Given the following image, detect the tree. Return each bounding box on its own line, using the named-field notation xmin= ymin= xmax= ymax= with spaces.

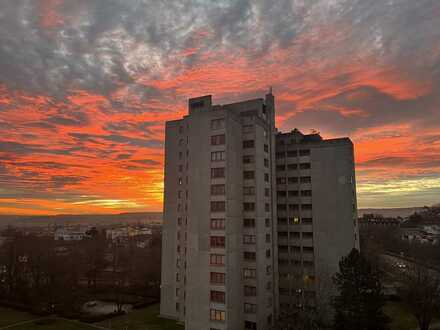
xmin=333 ymin=248 xmax=389 ymax=330
xmin=400 ymin=265 xmax=440 ymax=330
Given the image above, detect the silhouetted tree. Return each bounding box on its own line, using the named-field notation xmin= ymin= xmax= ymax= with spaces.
xmin=400 ymin=265 xmax=440 ymax=330
xmin=333 ymin=248 xmax=389 ymax=330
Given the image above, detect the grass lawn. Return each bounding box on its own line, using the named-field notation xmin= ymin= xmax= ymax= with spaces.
xmin=384 ymin=301 xmax=418 ymax=330
xmin=0 ymin=319 xmax=103 ymax=330
xmin=95 ymin=304 xmax=183 ymax=330
xmin=0 ymin=307 xmax=35 ymax=327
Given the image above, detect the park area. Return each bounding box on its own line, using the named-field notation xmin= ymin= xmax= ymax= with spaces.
xmin=0 ymin=304 xmax=183 ymax=330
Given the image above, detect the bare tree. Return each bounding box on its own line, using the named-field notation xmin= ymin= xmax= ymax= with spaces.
xmin=400 ymin=265 xmax=440 ymax=330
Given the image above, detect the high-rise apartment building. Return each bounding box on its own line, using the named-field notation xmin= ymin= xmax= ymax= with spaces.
xmin=160 ymin=93 xmax=278 ymax=330
xmin=160 ymin=93 xmax=359 ymax=329
xmin=275 ymin=129 xmax=359 ymax=314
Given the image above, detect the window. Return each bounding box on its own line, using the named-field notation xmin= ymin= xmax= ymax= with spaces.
xmin=287 ymin=150 xmax=297 ymax=157
xmin=278 ymin=217 xmax=287 ymax=225
xmin=277 ymin=190 xmax=286 ymax=197
xmin=276 ymin=177 xmax=286 ymax=184
xmin=301 ymin=190 xmax=312 ymax=196
xmin=303 ymin=217 xmax=313 ymax=223
xmin=244 ymin=286 xmax=257 ymax=296
xmin=211 ymin=201 xmax=226 ymax=212
xmin=290 ymin=217 xmax=300 ymax=224
xmin=245 ymin=321 xmax=257 ymax=330
xmin=276 ymin=152 xmax=285 ymax=159
xmin=243 ymin=203 xmax=255 ymax=211
xmin=266 ymin=265 xmax=272 ymax=274
xmin=265 ymin=218 xmax=270 ymax=227
xmin=243 ymin=268 xmax=256 ymax=279
xmin=211 ymin=167 xmax=225 ymax=178
xmin=179 ymin=151 xmax=182 ymax=160
xmin=289 ymin=204 xmax=299 ymax=211
xmin=210 ymin=291 xmax=225 ymax=303
xmin=244 ymin=303 xmax=256 ymax=314
xmin=266 ymin=249 xmax=271 ymax=258
xmin=211 ymin=184 xmax=226 ymax=195
xmin=288 ymin=190 xmax=299 ymax=197
xmin=244 ymin=218 xmax=255 ymax=227
xmin=210 ymin=236 xmax=225 ymax=248
xmin=303 ymin=246 xmax=314 ymax=253
xmin=243 ymin=186 xmax=255 ymax=195
xmin=299 ymin=149 xmax=310 ymax=156
xmin=244 ymin=252 xmax=256 ymax=261
xmin=178 ymin=217 xmax=182 ymax=225
xmin=303 ymin=232 xmax=313 ymax=239
xmin=211 ymin=118 xmax=225 ymax=130
xmin=243 ymin=155 xmax=254 ymax=164
xmin=211 ymin=151 xmax=225 ymax=162
xmin=210 ymin=272 xmax=225 ymax=284
xmin=266 ymin=234 xmax=271 ymax=243
xmin=210 ymin=309 xmax=225 ymax=322
xmin=288 ymin=177 xmax=298 ymax=184
xmin=300 ymin=163 xmax=311 ymax=169
xmin=277 ymin=204 xmax=287 ymax=211
xmin=301 ymin=204 xmax=312 ymax=210
xmin=276 ymin=164 xmax=285 ymax=171
xmin=265 ymin=203 xmax=270 ymax=212
xmin=178 ymin=177 xmax=182 ymax=185
xmin=211 ymin=218 xmax=225 ymax=230
xmin=178 ymin=190 xmax=182 ymax=198
xmin=178 ymin=164 xmax=183 ymax=172
xmin=210 ymin=254 xmax=225 ymax=266
xmin=264 ymin=158 xmax=269 ymax=167
xmin=264 ymin=144 xmax=269 ymax=152
xmin=265 ymin=188 xmax=270 ymax=196
xmin=243 ymin=171 xmax=255 ymax=180
xmin=287 ymin=164 xmax=297 ymax=170
xmin=179 ymin=126 xmax=183 ymax=134
xmin=211 ymin=134 xmax=225 ymax=145
xmin=243 ymin=235 xmax=256 ymax=244
xmin=179 ymin=138 xmax=184 ymax=146
xmin=243 ymin=140 xmax=254 ymax=148
xmin=264 ymin=173 xmax=269 ymax=182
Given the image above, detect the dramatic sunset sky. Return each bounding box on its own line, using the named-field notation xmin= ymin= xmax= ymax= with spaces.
xmin=0 ymin=0 xmax=439 ymax=215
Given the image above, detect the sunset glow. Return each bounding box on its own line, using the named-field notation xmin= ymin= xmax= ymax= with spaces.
xmin=1 ymin=0 xmax=439 ymax=214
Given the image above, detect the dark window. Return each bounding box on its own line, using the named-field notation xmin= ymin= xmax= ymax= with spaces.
xmin=299 ymin=149 xmax=310 ymax=156
xmin=265 ymin=203 xmax=270 ymax=212
xmin=288 ymin=177 xmax=298 ymax=184
xmin=277 ymin=190 xmax=287 ymax=197
xmin=300 ymin=176 xmax=311 ymax=183
xmin=243 ymin=235 xmax=256 ymax=244
xmin=276 ymin=177 xmax=286 ymax=184
xmin=210 ymin=272 xmax=225 ymax=284
xmin=265 ymin=218 xmax=270 ymax=227
xmin=287 ymin=164 xmax=297 ymax=170
xmin=210 ymin=254 xmax=225 ymax=266
xmin=264 ymin=144 xmax=269 ymax=152
xmin=264 ymin=158 xmax=269 ymax=167
xmin=302 ymin=232 xmax=313 ymax=239
xmin=278 ymin=218 xmax=287 ymax=225
xmin=211 ymin=167 xmax=225 ymax=178
xmin=211 ymin=184 xmax=226 ymax=195
xmin=211 ymin=201 xmax=226 ymax=212
xmin=276 ymin=165 xmax=285 ymax=171
xmin=288 ymin=190 xmax=299 ymax=197
xmin=210 ymin=291 xmax=225 ymax=303
xmin=211 ymin=134 xmax=225 ymax=145
xmin=243 ymin=171 xmax=255 ymax=179
xmin=300 ymin=163 xmax=311 ymax=169
xmin=266 ymin=249 xmax=271 ymax=258
xmin=301 ymin=190 xmax=312 ymax=196
xmin=243 ymin=268 xmax=256 ymax=279
xmin=287 ymin=150 xmax=297 ymax=157
xmin=244 ymin=218 xmax=255 ymax=227
xmin=243 ymin=155 xmax=254 ymax=164
xmin=244 ymin=303 xmax=256 ymax=314
xmin=301 ymin=204 xmax=312 ymax=210
xmin=266 ymin=234 xmax=271 ymax=243
xmin=289 ymin=204 xmax=299 ymax=211
xmin=277 ymin=204 xmax=287 ymax=211
xmin=265 ymin=188 xmax=270 ymax=196
xmin=264 ymin=173 xmax=269 ymax=182
xmin=276 ymin=152 xmax=285 ymax=159
xmin=211 ymin=118 xmax=225 ymax=130
xmin=244 ymin=252 xmax=256 ymax=261
xmin=245 ymin=321 xmax=257 ymax=330
xmin=302 ymin=217 xmax=313 ymax=224
xmin=210 ymin=236 xmax=225 ymax=248
xmin=244 ymin=186 xmax=255 ymax=195
xmin=244 ymin=203 xmax=255 ymax=211
xmin=243 ymin=140 xmax=255 ymax=148
xmin=244 ymin=286 xmax=257 ymax=296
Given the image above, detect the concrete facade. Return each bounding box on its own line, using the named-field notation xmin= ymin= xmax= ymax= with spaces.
xmin=275 ymin=129 xmax=359 ymax=313
xmin=161 ymin=93 xmax=277 ymax=330
xmin=161 ymin=94 xmax=358 ymax=329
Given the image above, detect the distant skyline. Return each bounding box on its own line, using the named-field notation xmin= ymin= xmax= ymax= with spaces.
xmin=1 ymin=0 xmax=439 ymax=215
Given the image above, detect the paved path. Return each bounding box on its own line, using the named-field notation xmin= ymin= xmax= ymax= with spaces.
xmin=0 ymin=317 xmax=110 ymax=330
